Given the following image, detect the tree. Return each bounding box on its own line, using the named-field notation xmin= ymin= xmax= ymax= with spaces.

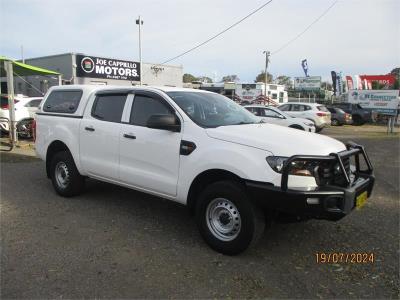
xmin=321 ymin=81 xmax=332 ymax=91
xmin=389 ymin=67 xmax=399 ymax=89
xmin=221 ymin=75 xmax=239 ymax=82
xmin=183 ymin=73 xmax=197 ymax=83
xmin=197 ymin=76 xmax=213 ymax=83
xmin=275 ymin=75 xmax=292 ymax=89
xmin=254 ymin=71 xmax=272 ymax=83
xmin=371 ymin=81 xmax=386 ymax=90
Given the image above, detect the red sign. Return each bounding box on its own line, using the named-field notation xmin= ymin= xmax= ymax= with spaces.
xmin=358 ymin=75 xmax=396 ymax=86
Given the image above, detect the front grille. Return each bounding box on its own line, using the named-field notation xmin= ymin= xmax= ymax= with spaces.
xmin=316 ymin=156 xmax=351 ymax=187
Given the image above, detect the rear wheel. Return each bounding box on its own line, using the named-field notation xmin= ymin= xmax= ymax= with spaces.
xmin=331 ymin=118 xmax=340 ymax=126
xmin=195 ymin=180 xmax=265 ymax=255
xmin=50 ymin=151 xmax=85 ymax=197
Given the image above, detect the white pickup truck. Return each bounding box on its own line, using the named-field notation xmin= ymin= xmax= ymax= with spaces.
xmin=36 ymin=85 xmax=375 ymax=255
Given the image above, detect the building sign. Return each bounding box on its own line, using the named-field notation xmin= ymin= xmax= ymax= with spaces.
xmin=348 ymin=89 xmax=399 ymax=115
xmin=150 ymin=65 xmax=164 ymax=77
xmin=76 ymin=54 xmax=140 ymax=81
xmin=294 ymin=76 xmax=321 ymax=90
xmin=235 ymin=84 xmax=262 ymax=102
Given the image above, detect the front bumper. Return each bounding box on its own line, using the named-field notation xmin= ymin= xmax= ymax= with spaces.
xmin=246 ymin=143 xmax=375 ymax=221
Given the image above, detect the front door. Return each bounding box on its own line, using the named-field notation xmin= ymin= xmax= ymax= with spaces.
xmin=260 ymin=107 xmax=286 ymax=125
xmin=119 ymin=91 xmax=182 ymax=197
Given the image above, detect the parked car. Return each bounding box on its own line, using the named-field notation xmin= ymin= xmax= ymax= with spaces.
xmin=244 ymin=105 xmax=316 ymax=132
xmin=36 ymin=85 xmax=375 ymax=255
xmin=0 ymin=95 xmax=43 ymax=136
xmin=277 ymin=103 xmax=331 ymax=132
xmin=332 ymin=103 xmax=371 ymax=125
xmin=326 ymin=107 xmax=353 ymax=126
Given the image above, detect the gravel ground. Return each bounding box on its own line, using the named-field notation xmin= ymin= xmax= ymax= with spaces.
xmin=1 ymin=126 xmax=399 ymax=299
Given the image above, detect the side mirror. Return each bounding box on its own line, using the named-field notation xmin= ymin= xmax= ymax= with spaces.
xmin=147 ymin=114 xmax=181 ymax=132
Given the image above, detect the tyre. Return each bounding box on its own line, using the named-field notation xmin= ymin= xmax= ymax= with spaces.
xmin=315 ymin=127 xmax=323 ymax=133
xmin=331 ymin=119 xmax=340 ymax=126
xmin=50 ymin=151 xmax=85 ymax=197
xmin=16 ymin=119 xmax=34 ymax=139
xmin=195 ymin=180 xmax=265 ymax=255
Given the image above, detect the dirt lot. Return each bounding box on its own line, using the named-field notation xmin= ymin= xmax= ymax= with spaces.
xmin=1 ymin=126 xmax=399 ymax=299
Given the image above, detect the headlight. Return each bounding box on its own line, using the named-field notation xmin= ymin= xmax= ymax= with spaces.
xmin=266 ymin=156 xmax=318 ymax=177
xmin=266 ymin=156 xmax=288 ymax=173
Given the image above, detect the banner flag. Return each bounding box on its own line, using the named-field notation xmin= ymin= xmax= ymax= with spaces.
xmin=301 ymin=59 xmax=309 ymax=77
xmin=331 ymin=71 xmax=337 ymax=95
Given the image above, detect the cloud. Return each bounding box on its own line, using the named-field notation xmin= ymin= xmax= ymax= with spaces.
xmin=1 ymin=0 xmax=398 ymax=82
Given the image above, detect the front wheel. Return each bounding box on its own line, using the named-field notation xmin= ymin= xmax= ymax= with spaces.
xmin=50 ymin=151 xmax=85 ymax=197
xmin=195 ymin=181 xmax=265 ymax=255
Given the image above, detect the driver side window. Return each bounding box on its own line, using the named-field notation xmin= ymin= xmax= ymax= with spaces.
xmin=130 ymin=94 xmax=173 ymax=126
xmin=263 ymin=109 xmax=282 ymax=118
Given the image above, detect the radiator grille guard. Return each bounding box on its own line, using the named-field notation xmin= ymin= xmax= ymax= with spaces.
xmin=281 ymin=142 xmax=373 ymax=191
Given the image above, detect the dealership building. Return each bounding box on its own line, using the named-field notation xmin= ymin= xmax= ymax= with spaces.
xmin=9 ymin=53 xmax=183 ymax=96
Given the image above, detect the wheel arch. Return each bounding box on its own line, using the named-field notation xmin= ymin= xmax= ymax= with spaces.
xmin=186 ymin=169 xmax=244 ymax=214
xmin=46 ymin=140 xmax=72 ymax=178
xmin=289 ymin=124 xmax=304 ymax=130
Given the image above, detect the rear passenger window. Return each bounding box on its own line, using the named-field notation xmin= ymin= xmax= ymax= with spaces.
xmin=279 ymin=104 xmax=290 ymax=111
xmin=92 ymin=94 xmax=127 ymax=123
xmin=292 ymin=104 xmax=305 ymax=111
xmin=131 ymin=95 xmax=173 ymax=126
xmin=247 ymin=107 xmax=260 ymax=116
xmin=43 ymin=90 xmax=82 ymax=113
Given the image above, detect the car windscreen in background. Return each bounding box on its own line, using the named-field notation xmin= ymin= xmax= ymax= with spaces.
xmin=43 ymin=90 xmax=83 ymax=113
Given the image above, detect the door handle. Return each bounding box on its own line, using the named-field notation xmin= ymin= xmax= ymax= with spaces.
xmin=85 ymin=126 xmax=95 ymax=132
xmin=123 ymin=133 xmax=136 ymax=139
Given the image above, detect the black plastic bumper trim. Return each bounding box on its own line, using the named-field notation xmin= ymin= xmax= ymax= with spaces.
xmin=245 ymin=173 xmax=375 ymax=221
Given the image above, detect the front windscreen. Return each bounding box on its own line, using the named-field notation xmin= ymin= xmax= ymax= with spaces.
xmin=167 ymin=91 xmax=259 ymax=128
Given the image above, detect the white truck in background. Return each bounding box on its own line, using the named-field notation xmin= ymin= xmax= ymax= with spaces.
xmin=35 ymin=85 xmax=375 ymax=255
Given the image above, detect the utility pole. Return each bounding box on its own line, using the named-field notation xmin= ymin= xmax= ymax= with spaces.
xmin=21 ymin=45 xmax=25 ymax=63
xmin=136 ymin=16 xmax=143 ymax=85
xmin=263 ymin=51 xmax=270 ymax=96
xmin=5 ymin=60 xmax=17 ymax=145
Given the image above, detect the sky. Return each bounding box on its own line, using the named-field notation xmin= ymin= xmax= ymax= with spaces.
xmin=1 ymin=0 xmax=399 ymax=82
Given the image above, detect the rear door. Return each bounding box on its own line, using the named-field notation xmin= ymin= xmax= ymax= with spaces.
xmin=119 ymin=91 xmax=182 ymax=197
xmin=80 ymin=92 xmax=128 ymax=180
xmin=289 ymin=104 xmax=306 ymax=117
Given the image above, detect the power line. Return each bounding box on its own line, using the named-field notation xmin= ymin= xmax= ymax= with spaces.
xmin=271 ymin=0 xmax=338 ymax=55
xmin=160 ymin=0 xmax=274 ymax=65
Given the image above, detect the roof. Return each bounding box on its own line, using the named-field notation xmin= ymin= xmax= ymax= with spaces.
xmin=280 ymin=102 xmax=323 ymax=106
xmin=48 ymin=84 xmax=209 ymax=94
xmin=0 ymin=56 xmax=60 ymax=76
